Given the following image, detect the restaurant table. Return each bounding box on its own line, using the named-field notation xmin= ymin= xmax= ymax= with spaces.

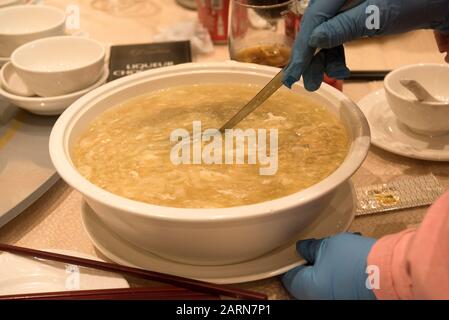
xmin=1 ymin=0 xmax=448 ymax=299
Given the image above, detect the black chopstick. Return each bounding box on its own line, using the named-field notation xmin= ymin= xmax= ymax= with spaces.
xmin=0 ymin=286 xmax=220 ymax=300
xmin=0 ymin=243 xmax=267 ymax=300
xmin=346 ymin=70 xmax=391 ymax=81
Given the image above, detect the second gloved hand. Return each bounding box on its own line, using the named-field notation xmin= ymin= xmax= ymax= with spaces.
xmin=284 ymin=0 xmax=449 ymax=91
xmin=282 ymin=233 xmax=377 ymax=300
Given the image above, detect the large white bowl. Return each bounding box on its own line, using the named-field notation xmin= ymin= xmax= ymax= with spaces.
xmin=50 ymin=62 xmax=370 ymax=266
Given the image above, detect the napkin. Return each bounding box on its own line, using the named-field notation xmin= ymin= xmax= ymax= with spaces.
xmin=153 ymin=21 xmax=214 ymax=55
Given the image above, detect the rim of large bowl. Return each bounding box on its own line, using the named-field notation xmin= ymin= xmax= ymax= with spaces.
xmin=49 ymin=62 xmax=370 ymax=222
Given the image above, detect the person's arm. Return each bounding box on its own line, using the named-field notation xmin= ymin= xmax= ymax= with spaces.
xmin=368 ymin=190 xmax=449 ymax=299
xmin=282 ymin=190 xmax=449 ymax=300
xmin=284 ymin=0 xmax=449 ymax=91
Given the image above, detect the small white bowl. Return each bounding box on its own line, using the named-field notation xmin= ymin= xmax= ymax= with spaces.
xmin=384 ymin=63 xmax=449 ymax=136
xmin=11 ymin=36 xmax=106 ymax=97
xmin=0 ymin=5 xmax=65 ymax=57
xmin=0 ymin=65 xmax=109 ymax=115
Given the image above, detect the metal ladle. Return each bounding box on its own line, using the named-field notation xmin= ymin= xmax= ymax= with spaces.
xmin=219 ymin=0 xmax=365 ymax=132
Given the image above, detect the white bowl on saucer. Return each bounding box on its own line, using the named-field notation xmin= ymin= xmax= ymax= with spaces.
xmin=359 ymin=88 xmax=449 ymax=161
xmin=49 ymin=62 xmax=370 ymax=265
xmin=0 ymin=65 xmax=109 ymax=115
xmin=11 ymin=36 xmax=106 ymax=97
xmin=384 ymin=63 xmax=449 ymax=136
xmin=0 ymin=5 xmax=66 ymax=57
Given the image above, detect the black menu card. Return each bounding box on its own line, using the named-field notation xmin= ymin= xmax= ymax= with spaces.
xmin=108 ymin=41 xmax=192 ymax=82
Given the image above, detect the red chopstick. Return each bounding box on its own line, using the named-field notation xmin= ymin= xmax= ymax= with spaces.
xmin=0 ymin=287 xmax=219 ymax=300
xmin=0 ymin=243 xmax=267 ymax=300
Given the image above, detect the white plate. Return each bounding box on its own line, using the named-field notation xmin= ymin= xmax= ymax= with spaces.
xmin=0 ymin=105 xmax=58 ymax=227
xmin=0 ymin=65 xmax=109 ymax=115
xmin=358 ymin=89 xmax=449 ymax=161
xmin=82 ymin=181 xmax=355 ymax=284
xmin=0 ymin=249 xmax=129 ymax=295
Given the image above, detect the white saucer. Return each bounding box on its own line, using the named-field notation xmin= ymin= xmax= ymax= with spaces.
xmin=1 ymin=62 xmax=34 ymax=96
xmin=81 ymin=181 xmax=355 ymax=284
xmin=0 ymin=65 xmax=109 ymax=115
xmin=0 ymin=249 xmax=129 ymax=295
xmin=358 ymin=89 xmax=449 ymax=161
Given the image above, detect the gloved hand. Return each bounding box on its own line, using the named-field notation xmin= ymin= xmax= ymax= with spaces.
xmin=284 ymin=0 xmax=449 ymax=91
xmin=282 ymin=233 xmax=377 ymax=300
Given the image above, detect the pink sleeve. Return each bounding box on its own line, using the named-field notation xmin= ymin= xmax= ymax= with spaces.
xmin=367 ymin=190 xmax=449 ymax=300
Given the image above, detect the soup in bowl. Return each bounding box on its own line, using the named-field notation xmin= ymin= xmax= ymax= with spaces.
xmin=50 ymin=62 xmax=370 ymax=265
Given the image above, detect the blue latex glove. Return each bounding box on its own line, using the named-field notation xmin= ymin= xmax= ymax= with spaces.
xmin=282 ymin=233 xmax=377 ymax=300
xmin=284 ymin=0 xmax=449 ymax=91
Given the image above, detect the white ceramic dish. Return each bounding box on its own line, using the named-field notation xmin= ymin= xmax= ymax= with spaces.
xmin=0 ymin=5 xmax=65 ymax=57
xmin=50 ymin=62 xmax=370 ymax=266
xmin=1 ymin=62 xmax=34 ymax=96
xmin=11 ymin=36 xmax=106 ymax=97
xmin=82 ymin=180 xmax=355 ymax=284
xmin=384 ymin=63 xmax=449 ymax=136
xmin=359 ymin=88 xmax=449 ymax=161
xmin=0 ymin=249 xmax=129 ymax=295
xmin=0 ymin=26 xmax=89 ymax=69
xmin=0 ymin=104 xmax=59 ymax=228
xmin=0 ymin=65 xmax=109 ymax=115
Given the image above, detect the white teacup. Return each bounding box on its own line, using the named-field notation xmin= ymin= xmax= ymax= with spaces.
xmin=384 ymin=63 xmax=449 ymax=136
xmin=11 ymin=36 xmax=106 ymax=97
xmin=0 ymin=5 xmax=66 ymax=58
